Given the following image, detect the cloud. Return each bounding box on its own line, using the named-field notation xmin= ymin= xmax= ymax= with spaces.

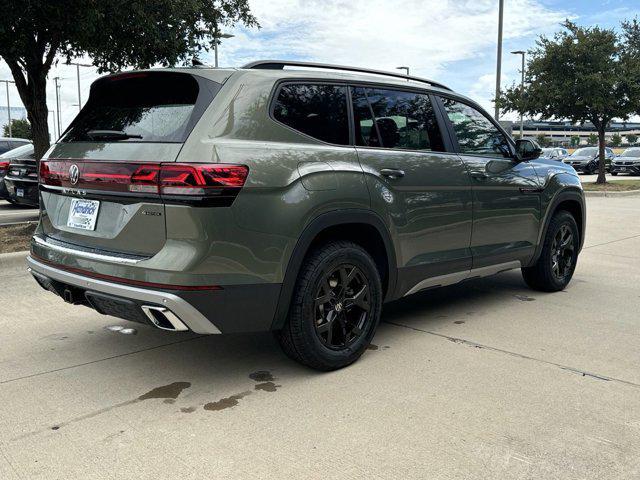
xmin=2 ymin=0 xmax=571 ymax=134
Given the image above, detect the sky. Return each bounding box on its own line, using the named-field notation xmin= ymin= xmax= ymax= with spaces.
xmin=0 ymin=0 xmax=638 ymax=138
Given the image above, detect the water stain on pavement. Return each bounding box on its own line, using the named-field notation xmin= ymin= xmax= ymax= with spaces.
xmin=138 ymin=381 xmax=191 ymax=400
xmin=255 ymin=382 xmax=280 ymax=392
xmin=515 ymin=294 xmax=535 ymax=302
xmin=249 ymin=371 xmax=274 ymax=382
xmin=204 ymin=392 xmax=252 ymax=411
xmin=181 ymin=406 xmax=196 ymax=413
xmin=367 ymin=344 xmax=379 ymax=350
xmin=454 ymin=320 xmax=465 ymax=324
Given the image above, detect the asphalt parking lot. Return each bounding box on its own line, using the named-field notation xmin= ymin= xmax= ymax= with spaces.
xmin=0 ymin=200 xmax=39 ymax=226
xmin=1 ymin=195 xmax=639 ymax=479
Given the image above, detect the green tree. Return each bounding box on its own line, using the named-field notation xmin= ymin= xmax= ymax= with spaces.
xmin=498 ymin=20 xmax=640 ymax=184
xmin=611 ymin=133 xmax=622 ymax=147
xmin=0 ymin=1 xmax=258 ymax=159
xmin=627 ymin=133 xmax=638 ymax=145
xmin=536 ymin=134 xmax=550 ymax=147
xmin=588 ymin=133 xmax=598 ymax=145
xmin=570 ymin=135 xmax=581 ymax=147
xmin=2 ymin=118 xmax=32 ymax=139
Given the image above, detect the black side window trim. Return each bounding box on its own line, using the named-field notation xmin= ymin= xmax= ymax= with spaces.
xmin=434 ymin=94 xmax=516 ymax=158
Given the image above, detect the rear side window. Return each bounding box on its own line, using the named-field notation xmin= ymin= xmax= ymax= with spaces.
xmin=62 ymin=72 xmax=218 ymax=143
xmin=272 ymin=84 xmax=349 ymax=145
xmin=441 ymin=98 xmax=511 ymax=158
xmin=351 ymin=87 xmax=444 ymax=151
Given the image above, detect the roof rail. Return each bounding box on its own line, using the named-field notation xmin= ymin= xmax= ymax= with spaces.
xmin=242 ymin=60 xmax=452 ymax=91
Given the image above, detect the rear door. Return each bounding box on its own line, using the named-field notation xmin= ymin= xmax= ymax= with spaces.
xmin=436 ymin=96 xmax=541 ymax=269
xmin=351 ymin=86 xmax=473 ymax=297
xmin=39 ymin=71 xmax=220 ymax=257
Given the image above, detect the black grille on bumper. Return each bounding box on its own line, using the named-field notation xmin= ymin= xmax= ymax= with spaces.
xmin=85 ymin=291 xmax=150 ymax=324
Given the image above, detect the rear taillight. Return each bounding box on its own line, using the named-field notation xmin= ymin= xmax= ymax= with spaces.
xmin=0 ymin=161 xmax=9 ymax=174
xmin=160 ymin=164 xmax=249 ymax=195
xmin=39 ymin=161 xmax=248 ymax=205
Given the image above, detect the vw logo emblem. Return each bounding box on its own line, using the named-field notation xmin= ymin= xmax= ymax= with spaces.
xmin=69 ymin=164 xmax=80 ymax=185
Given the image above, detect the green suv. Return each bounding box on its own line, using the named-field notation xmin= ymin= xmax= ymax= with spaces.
xmin=27 ymin=61 xmax=585 ymax=370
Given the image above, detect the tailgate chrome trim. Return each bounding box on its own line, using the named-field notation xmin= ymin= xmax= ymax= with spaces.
xmin=27 ymin=255 xmax=221 ymax=334
xmin=33 ymin=235 xmax=143 ymax=265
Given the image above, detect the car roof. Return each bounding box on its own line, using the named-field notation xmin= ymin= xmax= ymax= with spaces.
xmin=0 ymin=137 xmax=31 ymax=142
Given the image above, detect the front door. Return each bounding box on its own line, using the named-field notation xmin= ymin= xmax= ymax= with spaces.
xmin=351 ymin=86 xmax=473 ymax=297
xmin=437 ymin=97 xmax=541 ymax=269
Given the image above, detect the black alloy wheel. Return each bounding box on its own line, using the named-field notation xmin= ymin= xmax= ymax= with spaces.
xmin=550 ymin=224 xmax=575 ymax=282
xmin=313 ymin=264 xmax=371 ymax=350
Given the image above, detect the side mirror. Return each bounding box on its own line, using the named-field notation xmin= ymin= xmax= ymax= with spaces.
xmin=515 ymin=139 xmax=542 ymax=161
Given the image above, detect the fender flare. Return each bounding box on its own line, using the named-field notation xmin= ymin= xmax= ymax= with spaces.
xmin=270 ymin=209 xmax=397 ymax=330
xmin=528 ymin=188 xmax=586 ymax=267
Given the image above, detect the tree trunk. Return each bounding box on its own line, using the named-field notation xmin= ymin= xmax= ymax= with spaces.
xmin=596 ymin=127 xmax=607 ymax=184
xmin=6 ymin=61 xmax=51 ymax=160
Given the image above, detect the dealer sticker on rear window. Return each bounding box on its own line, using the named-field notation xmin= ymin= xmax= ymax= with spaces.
xmin=67 ymin=199 xmax=100 ymax=231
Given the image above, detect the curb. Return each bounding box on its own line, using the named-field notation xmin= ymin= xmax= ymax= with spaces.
xmin=0 ymin=250 xmax=29 ymax=274
xmin=585 ymin=189 xmax=640 ymax=198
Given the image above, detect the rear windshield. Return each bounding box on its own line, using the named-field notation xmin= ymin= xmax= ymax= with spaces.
xmin=61 ymin=72 xmax=218 ymax=143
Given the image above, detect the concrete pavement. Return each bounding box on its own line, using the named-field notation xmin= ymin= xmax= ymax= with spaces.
xmin=0 ymin=200 xmax=39 ymax=226
xmin=1 ymin=196 xmax=639 ymax=479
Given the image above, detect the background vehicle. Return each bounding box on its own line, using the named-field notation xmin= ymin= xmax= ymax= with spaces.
xmin=0 ymin=143 xmax=34 ymax=202
xmin=564 ymin=146 xmax=615 ymax=174
xmin=610 ymin=147 xmax=640 ymax=175
xmin=0 ymin=137 xmax=30 ymax=155
xmin=27 ymin=61 xmax=586 ymax=371
xmin=541 ymin=147 xmax=569 ymax=161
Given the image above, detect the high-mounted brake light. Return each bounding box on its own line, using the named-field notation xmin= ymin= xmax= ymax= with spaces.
xmin=39 ymin=161 xmax=249 ymax=205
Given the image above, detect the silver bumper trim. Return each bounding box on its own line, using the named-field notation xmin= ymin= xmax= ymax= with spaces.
xmin=27 ymin=256 xmax=221 ymax=334
xmin=33 ymin=236 xmax=143 ymax=265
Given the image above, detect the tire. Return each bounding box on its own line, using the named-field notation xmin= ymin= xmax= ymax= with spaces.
xmin=611 ymin=172 xmax=618 ymax=176
xmin=522 ymin=211 xmax=579 ymax=292
xmin=277 ymin=240 xmax=383 ymax=371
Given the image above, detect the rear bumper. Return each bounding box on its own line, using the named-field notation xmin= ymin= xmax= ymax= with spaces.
xmin=27 ymin=255 xmax=282 ymax=334
xmin=610 ymin=164 xmax=640 ymax=174
xmin=3 ymin=178 xmax=39 ymax=206
xmin=27 ymin=255 xmax=222 ymax=334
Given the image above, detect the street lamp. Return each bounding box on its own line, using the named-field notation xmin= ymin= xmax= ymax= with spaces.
xmin=67 ymin=62 xmax=92 ymax=112
xmin=213 ymin=33 xmax=235 ymax=68
xmin=53 ymin=77 xmax=62 ymax=138
xmin=511 ymin=50 xmax=526 ymax=138
xmin=0 ymin=79 xmax=15 ymax=137
xmin=396 ymin=66 xmax=410 ymax=77
xmin=494 ymin=0 xmax=505 ymax=120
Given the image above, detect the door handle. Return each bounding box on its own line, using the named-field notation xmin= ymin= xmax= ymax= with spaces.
xmin=470 ymin=172 xmax=489 ymax=180
xmin=380 ymin=168 xmax=405 ymax=179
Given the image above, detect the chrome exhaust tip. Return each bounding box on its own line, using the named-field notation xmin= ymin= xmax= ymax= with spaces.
xmin=141 ymin=306 xmax=189 ymax=332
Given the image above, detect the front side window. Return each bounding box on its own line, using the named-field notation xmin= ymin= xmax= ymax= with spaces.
xmin=351 ymin=87 xmax=444 ymax=151
xmin=273 ymin=84 xmax=349 ymax=145
xmin=441 ymin=98 xmax=511 ymax=158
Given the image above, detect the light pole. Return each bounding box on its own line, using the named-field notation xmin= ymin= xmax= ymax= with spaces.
xmin=396 ymin=66 xmax=410 ymax=77
xmin=48 ymin=110 xmax=56 ymax=142
xmin=67 ymin=62 xmax=92 ymax=111
xmin=1 ymin=79 xmax=15 ymax=137
xmin=494 ymin=0 xmax=504 ymax=120
xmin=511 ymin=50 xmax=526 ymax=138
xmin=53 ymin=77 xmax=61 ymax=138
xmin=213 ymin=33 xmax=235 ymax=68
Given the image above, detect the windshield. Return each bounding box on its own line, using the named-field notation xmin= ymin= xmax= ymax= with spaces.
xmin=571 ymin=147 xmax=597 ymax=156
xmin=61 ymin=72 xmax=218 ymax=143
xmin=620 ymin=148 xmax=640 ymax=157
xmin=0 ymin=143 xmax=34 ymax=159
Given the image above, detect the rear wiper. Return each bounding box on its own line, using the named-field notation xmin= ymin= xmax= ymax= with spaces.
xmin=86 ymin=130 xmax=143 ymax=140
